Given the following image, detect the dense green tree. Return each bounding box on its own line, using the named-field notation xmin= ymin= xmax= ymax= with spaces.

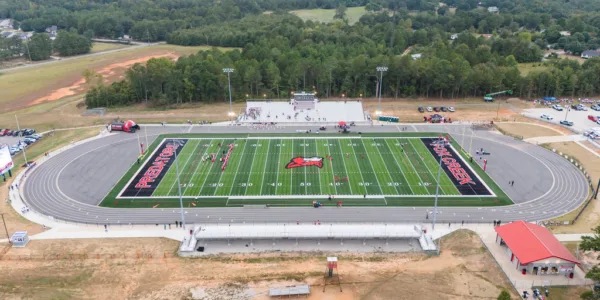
xmin=334 ymin=4 xmax=347 ymax=20
xmin=27 ymin=33 xmax=52 ymax=61
xmin=54 ymin=29 xmax=91 ymax=56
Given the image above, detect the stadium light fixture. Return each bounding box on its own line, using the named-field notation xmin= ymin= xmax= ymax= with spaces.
xmin=360 ymin=94 xmax=363 ymax=97
xmin=376 ymin=66 xmax=388 ymax=114
xmin=342 ymin=94 xmax=345 ymax=98
xmin=291 ymin=91 xmax=294 ymax=95
xmin=223 ymin=68 xmax=234 ymax=119
xmin=375 ymin=110 xmax=382 ymax=115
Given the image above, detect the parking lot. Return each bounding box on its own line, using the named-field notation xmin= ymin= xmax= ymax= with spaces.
xmin=522 ymin=107 xmax=600 ymax=133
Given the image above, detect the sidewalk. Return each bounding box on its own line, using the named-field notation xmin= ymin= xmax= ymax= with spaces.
xmin=524 ymin=134 xmax=586 ymax=144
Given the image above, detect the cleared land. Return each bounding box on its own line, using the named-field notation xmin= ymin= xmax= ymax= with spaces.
xmin=495 ymin=122 xmax=563 ymax=139
xmin=0 ymin=44 xmax=236 ymax=113
xmin=518 ymin=62 xmax=551 ymax=75
xmin=289 ymin=6 xmax=367 ymax=24
xmin=0 ymin=230 xmax=519 ymax=300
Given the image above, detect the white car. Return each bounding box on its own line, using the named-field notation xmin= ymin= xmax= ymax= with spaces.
xmin=426 ymin=107 xmax=433 ymax=112
xmin=578 ymin=105 xmax=588 ymax=111
xmin=448 ymin=106 xmax=455 ymax=112
xmin=552 ymin=104 xmax=564 ymax=111
xmin=540 ymin=114 xmax=553 ymax=120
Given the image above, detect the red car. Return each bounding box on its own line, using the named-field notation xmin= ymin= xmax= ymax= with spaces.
xmin=588 ymin=115 xmax=599 ymax=122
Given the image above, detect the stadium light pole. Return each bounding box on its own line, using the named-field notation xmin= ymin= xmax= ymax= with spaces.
xmin=223 ymin=68 xmax=234 ymax=119
xmin=376 ymin=66 xmax=388 ymax=115
xmin=174 ymin=146 xmax=186 ymax=230
xmin=14 ymin=115 xmax=28 ymax=166
xmin=432 ymin=143 xmax=447 ymax=231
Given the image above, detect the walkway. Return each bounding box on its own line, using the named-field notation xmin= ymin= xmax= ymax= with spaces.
xmin=524 ymin=134 xmax=586 ymax=144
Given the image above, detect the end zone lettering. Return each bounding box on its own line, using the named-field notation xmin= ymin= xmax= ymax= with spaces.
xmin=422 ymin=137 xmax=491 ymax=196
xmin=135 ymin=143 xmax=180 ymax=189
xmin=120 ymin=139 xmax=187 ymax=197
xmin=431 ymin=144 xmax=475 ymax=185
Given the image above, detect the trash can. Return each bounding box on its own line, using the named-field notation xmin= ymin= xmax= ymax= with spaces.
xmin=522 ymin=269 xmax=526 ymax=275
xmin=570 ymin=272 xmax=574 ymax=279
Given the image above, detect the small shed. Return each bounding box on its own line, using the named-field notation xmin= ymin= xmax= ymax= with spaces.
xmin=11 ymin=231 xmax=30 ymax=247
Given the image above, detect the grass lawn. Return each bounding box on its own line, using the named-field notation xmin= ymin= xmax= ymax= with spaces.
xmin=289 ymin=6 xmax=367 ymax=24
xmin=494 ymin=123 xmax=562 ymax=139
xmin=101 ymin=132 xmax=510 ymax=208
xmin=90 ymin=42 xmax=131 ymax=53
xmin=0 ymin=44 xmax=238 ymax=114
xmin=518 ymin=62 xmax=551 ymax=75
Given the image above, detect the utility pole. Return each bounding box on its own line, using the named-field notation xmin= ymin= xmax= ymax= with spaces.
xmin=174 ymin=146 xmax=185 ymax=230
xmin=376 ymin=66 xmax=388 ymax=115
xmin=432 ymin=142 xmax=447 ymax=231
xmin=14 ymin=115 xmax=28 ymax=166
xmin=223 ymin=68 xmax=234 ymax=121
xmin=1 ymin=213 xmax=10 ymax=244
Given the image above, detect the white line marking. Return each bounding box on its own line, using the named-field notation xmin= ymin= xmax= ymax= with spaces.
xmin=383 ymin=139 xmax=414 ymax=195
xmin=259 ymin=139 xmax=271 ymax=196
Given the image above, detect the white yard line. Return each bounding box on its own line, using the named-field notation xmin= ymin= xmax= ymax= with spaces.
xmin=336 ymin=139 xmax=354 ymax=194
xmin=166 ymin=140 xmax=201 ymax=196
xmin=275 ymin=140 xmax=283 ymax=194
xmin=223 ymin=140 xmax=250 ymax=196
xmin=182 ymin=140 xmax=213 ymax=195
xmin=239 ymin=142 xmax=260 ymax=196
xmin=197 ymin=140 xmax=228 ymax=196
xmin=351 ymin=138 xmax=382 ymax=195
xmin=408 ymin=138 xmax=448 ymax=195
xmin=303 ymin=138 xmax=308 ymax=194
xmin=325 ymin=141 xmax=339 ymax=195
xmin=383 ymin=139 xmax=415 ymax=195
xmin=397 ymin=138 xmax=427 ymax=193
xmin=370 ymin=139 xmax=403 ymax=195
xmin=314 ymin=142 xmax=322 ymax=196
xmin=259 ymin=139 xmax=271 ymax=195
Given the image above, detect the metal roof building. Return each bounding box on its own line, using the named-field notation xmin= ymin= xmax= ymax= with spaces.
xmin=495 ymin=221 xmax=578 ymax=276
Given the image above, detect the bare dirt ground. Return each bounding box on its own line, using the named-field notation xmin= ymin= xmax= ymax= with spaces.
xmin=29 ymin=53 xmax=179 ymax=107
xmin=548 ymin=142 xmax=599 ymax=233
xmin=495 ymin=122 xmax=564 ymax=139
xmin=0 ymin=230 xmax=517 ymax=300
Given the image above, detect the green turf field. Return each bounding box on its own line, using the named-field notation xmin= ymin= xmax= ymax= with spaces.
xmin=102 ymin=133 xmax=511 ymax=208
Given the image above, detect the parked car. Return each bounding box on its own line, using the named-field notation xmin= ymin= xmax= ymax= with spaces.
xmin=0 ymin=129 xmax=6 ymax=136
xmin=560 ymin=120 xmax=574 ymax=126
xmin=592 ymin=104 xmax=600 ymax=111
xmin=11 ymin=130 xmax=19 ymax=136
xmin=576 ymin=104 xmax=588 ymax=111
xmin=418 ymin=107 xmax=424 ymax=113
xmin=426 ymin=107 xmax=433 ymax=112
xmin=552 ymin=104 xmax=564 ymax=111
xmin=588 ymin=115 xmax=599 ymax=122
xmin=448 ymin=106 xmax=455 ymax=112
xmin=22 ymin=128 xmax=35 ymax=135
xmin=441 ymin=106 xmax=448 ymax=112
xmin=433 ymin=107 xmax=441 ymax=112
xmin=541 ymin=114 xmax=553 ymax=120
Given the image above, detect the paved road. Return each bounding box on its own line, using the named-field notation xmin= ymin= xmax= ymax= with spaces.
xmin=21 ymin=124 xmax=589 ymax=225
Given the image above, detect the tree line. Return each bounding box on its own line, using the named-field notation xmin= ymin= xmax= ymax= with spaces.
xmin=84 ymin=33 xmax=600 ymax=109
xmin=0 ymin=30 xmax=91 ymax=62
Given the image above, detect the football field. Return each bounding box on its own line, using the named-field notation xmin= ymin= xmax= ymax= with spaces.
xmin=107 ymin=134 xmax=504 ymax=208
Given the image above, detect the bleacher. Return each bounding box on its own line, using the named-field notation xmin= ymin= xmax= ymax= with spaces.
xmin=238 ymin=100 xmax=367 ymax=123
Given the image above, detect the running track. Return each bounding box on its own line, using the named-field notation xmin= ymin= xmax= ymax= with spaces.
xmin=21 ymin=124 xmax=590 ymax=225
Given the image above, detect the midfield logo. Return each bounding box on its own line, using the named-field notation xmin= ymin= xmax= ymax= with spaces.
xmin=286 ymin=156 xmax=324 ymax=169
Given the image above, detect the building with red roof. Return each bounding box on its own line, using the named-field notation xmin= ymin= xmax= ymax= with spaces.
xmin=495 ymin=221 xmax=578 ymax=277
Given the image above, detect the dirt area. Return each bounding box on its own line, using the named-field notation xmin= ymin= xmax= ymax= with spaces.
xmin=494 ymin=122 xmax=564 ymax=139
xmin=0 ymin=128 xmax=102 ymax=239
xmin=548 ymin=142 xmax=599 ymax=233
xmin=0 ymin=230 xmax=516 ymax=300
xmin=29 ymin=53 xmax=179 ymax=107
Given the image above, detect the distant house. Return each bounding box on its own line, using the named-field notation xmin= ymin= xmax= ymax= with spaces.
xmin=45 ymin=25 xmax=57 ymax=34
xmin=0 ymin=19 xmax=13 ymax=28
xmin=487 ymin=6 xmax=499 ymax=13
xmin=19 ymin=32 xmax=33 ymax=41
xmin=411 ymin=53 xmax=422 ymax=60
xmin=559 ymin=31 xmax=571 ymax=37
xmin=1 ymin=31 xmax=14 ymax=38
xmin=450 ymin=34 xmax=458 ymax=40
xmin=581 ymin=50 xmax=600 ymax=59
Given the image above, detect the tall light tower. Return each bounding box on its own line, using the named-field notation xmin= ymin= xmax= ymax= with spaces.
xmin=376 ymin=66 xmax=388 ymax=115
xmin=223 ymin=68 xmax=234 ymax=120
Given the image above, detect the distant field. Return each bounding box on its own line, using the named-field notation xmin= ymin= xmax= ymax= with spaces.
xmin=90 ymin=42 xmax=130 ymax=53
xmin=289 ymin=6 xmax=367 ymax=24
xmin=518 ymin=63 xmax=551 ymax=75
xmin=0 ymin=44 xmax=237 ymax=113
